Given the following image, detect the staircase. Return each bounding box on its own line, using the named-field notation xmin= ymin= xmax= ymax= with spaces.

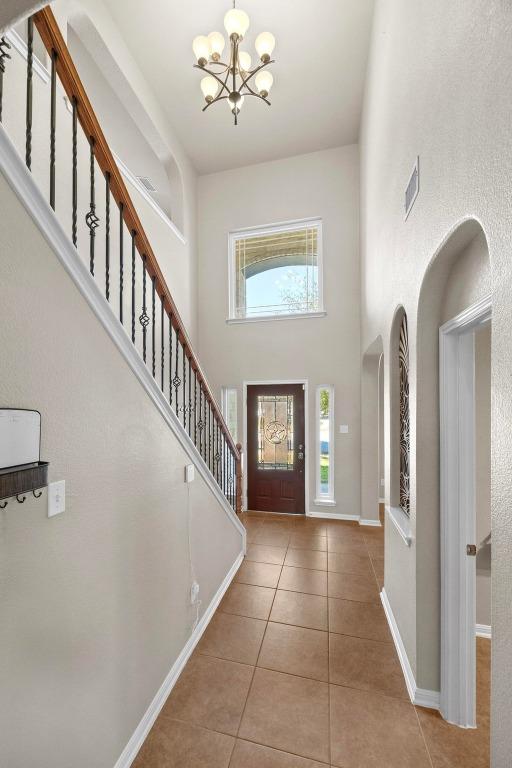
xmin=0 ymin=7 xmax=242 ymax=515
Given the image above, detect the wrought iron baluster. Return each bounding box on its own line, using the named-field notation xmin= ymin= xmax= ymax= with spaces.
xmin=161 ymin=297 xmax=165 ymax=391
xmin=188 ymin=358 xmax=192 ymax=436
xmin=131 ymin=231 xmax=136 ymax=343
xmin=49 ymin=49 xmax=57 ymax=209
xmin=194 ymin=374 xmax=197 ymax=446
xmin=86 ymin=138 xmax=99 ymax=274
xmin=174 ymin=328 xmax=180 ymax=416
xmin=140 ymin=255 xmax=149 ymax=362
xmin=0 ymin=36 xmax=12 ymax=123
xmin=71 ymin=97 xmax=77 ymax=246
xmin=25 ymin=17 xmax=33 ymax=169
xmin=198 ymin=384 xmax=203 ymax=457
xmin=169 ymin=314 xmax=173 ymax=406
xmin=182 ymin=347 xmax=187 ymax=428
xmin=151 ymin=275 xmax=156 ymax=377
xmin=105 ymin=172 xmax=110 ymax=301
xmin=119 ymin=202 xmax=124 ymax=323
xmin=209 ymin=402 xmax=213 ymax=471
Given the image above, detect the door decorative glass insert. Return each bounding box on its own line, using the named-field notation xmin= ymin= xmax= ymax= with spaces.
xmin=257 ymin=394 xmax=294 ymax=470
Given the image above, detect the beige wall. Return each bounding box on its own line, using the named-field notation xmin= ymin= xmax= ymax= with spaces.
xmin=361 ymin=2 xmax=512 ymax=762
xmin=197 ymin=146 xmax=361 ymax=517
xmin=0 ymin=173 xmax=242 ymax=768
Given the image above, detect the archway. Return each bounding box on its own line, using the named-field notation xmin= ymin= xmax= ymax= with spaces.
xmin=416 ymin=219 xmax=491 ymax=727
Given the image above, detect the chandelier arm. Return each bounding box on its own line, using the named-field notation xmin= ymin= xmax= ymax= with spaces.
xmin=239 ymin=58 xmax=275 ymax=90
xmin=193 ymin=64 xmax=231 ymax=96
xmin=239 ymin=90 xmax=271 ymax=106
xmin=202 ymin=94 xmax=230 ymax=112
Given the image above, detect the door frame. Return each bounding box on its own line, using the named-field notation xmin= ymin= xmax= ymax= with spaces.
xmin=243 ymin=379 xmax=309 ymax=514
xmin=439 ymin=294 xmax=491 ymax=727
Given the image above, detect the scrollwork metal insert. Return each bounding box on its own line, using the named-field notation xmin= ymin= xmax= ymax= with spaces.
xmin=399 ymin=312 xmax=410 ymax=516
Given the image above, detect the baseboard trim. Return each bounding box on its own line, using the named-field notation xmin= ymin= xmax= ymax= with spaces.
xmin=380 ymin=588 xmax=440 ymax=710
xmin=476 ymin=624 xmax=491 ymax=639
xmin=359 ymin=518 xmax=382 ymax=527
xmin=113 ymin=550 xmax=244 ymax=768
xmin=307 ymin=510 xmax=360 ymax=521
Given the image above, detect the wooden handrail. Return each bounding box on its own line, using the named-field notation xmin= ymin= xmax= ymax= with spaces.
xmin=33 ymin=7 xmax=240 ymax=461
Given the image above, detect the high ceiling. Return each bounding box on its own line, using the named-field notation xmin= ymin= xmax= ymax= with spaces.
xmin=104 ymin=0 xmax=375 ymax=175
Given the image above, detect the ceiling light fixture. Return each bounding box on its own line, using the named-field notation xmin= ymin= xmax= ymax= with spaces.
xmin=192 ymin=1 xmax=276 ymax=125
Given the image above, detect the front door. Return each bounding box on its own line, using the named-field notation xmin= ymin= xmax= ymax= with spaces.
xmin=247 ymin=383 xmax=305 ymax=514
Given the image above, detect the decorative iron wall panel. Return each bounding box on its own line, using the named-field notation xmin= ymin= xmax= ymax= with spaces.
xmin=399 ymin=313 xmax=410 ymax=515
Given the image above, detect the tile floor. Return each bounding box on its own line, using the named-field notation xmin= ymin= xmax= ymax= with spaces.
xmin=133 ymin=511 xmax=490 ymax=768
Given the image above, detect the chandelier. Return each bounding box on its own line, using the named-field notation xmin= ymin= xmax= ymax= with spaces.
xmin=192 ymin=2 xmax=276 ymax=125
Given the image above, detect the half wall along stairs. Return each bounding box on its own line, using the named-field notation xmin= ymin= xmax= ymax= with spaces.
xmin=0 ymin=8 xmax=242 ymax=512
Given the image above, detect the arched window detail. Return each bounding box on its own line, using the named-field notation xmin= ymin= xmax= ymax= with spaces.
xmin=399 ymin=312 xmax=410 ymax=515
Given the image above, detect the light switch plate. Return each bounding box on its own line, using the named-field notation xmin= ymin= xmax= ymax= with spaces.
xmin=185 ymin=464 xmax=195 ymax=483
xmin=339 ymin=425 xmax=349 ymax=434
xmin=48 ymin=480 xmax=65 ymax=517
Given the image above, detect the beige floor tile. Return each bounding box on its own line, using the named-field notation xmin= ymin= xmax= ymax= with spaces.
xmin=196 ymin=612 xmax=266 ymax=665
xmin=330 ymin=684 xmax=431 ymax=768
xmin=365 ymin=542 xmax=384 ymax=558
xmin=270 ymin=590 xmax=328 ymax=631
xmin=416 ymin=707 xmax=489 ymax=768
xmin=327 ymin=551 xmax=373 ymax=576
xmin=245 ymin=543 xmax=287 ymax=565
xmin=328 ymin=598 xmax=391 ymax=642
xmin=239 ymin=668 xmax=330 ymax=763
xmin=132 ymin=717 xmax=234 ymax=768
xmin=219 ymin=582 xmax=275 ymax=620
xmin=329 ymin=633 xmax=408 ymax=700
xmin=371 ymin=555 xmax=384 ymax=582
xmin=162 ymin=654 xmax=253 ymax=736
xmin=249 ymin=528 xmax=291 ymax=547
xmin=327 ymin=571 xmax=381 ymax=604
xmin=235 ymin=560 xmax=282 ymax=588
xmin=278 ymin=566 xmax=328 ymax=596
xmin=328 ymin=538 xmax=368 ymax=554
xmin=230 ymin=739 xmax=328 ymax=767
xmin=258 ymin=621 xmax=329 ymax=681
xmin=293 ymin=519 xmax=328 ymax=536
xmin=285 ymin=548 xmax=327 ymax=571
xmin=289 ymin=533 xmax=327 ymax=551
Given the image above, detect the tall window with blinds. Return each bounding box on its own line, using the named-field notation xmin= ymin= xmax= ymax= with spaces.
xmin=229 ymin=219 xmax=323 ymax=320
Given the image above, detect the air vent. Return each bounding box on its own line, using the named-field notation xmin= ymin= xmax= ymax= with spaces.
xmin=404 ymin=156 xmax=419 ymax=220
xmin=137 ymin=175 xmax=157 ymax=193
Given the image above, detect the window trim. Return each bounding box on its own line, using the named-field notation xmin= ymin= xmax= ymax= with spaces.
xmin=221 ymin=386 xmax=238 ymax=444
xmin=315 ymin=385 xmax=335 ymax=504
xmin=228 ymin=217 xmax=324 ymax=322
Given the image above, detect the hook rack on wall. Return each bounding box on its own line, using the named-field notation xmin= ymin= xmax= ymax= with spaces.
xmin=0 ymin=409 xmax=49 ymax=509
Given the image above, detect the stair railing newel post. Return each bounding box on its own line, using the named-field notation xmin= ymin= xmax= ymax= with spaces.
xmin=235 ymin=443 xmax=243 ymax=515
xmin=5 ymin=7 xmax=242 ymax=512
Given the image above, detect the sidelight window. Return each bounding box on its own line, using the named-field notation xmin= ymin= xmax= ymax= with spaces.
xmin=316 ymin=385 xmax=334 ymax=502
xmin=229 ymin=219 xmax=323 ymax=320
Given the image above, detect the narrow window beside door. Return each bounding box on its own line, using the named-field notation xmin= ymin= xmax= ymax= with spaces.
xmin=316 ymin=385 xmax=335 ymax=503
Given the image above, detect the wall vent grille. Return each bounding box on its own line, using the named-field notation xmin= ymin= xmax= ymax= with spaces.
xmin=137 ymin=175 xmax=157 ymax=193
xmin=404 ymin=156 xmax=419 ymax=220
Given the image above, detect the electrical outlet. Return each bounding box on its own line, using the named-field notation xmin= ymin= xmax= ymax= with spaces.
xmin=190 ymin=580 xmax=200 ymax=605
xmin=48 ymin=480 xmax=65 ymax=517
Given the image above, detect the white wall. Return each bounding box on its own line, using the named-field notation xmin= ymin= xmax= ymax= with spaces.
xmin=361 ymin=1 xmax=512 ymax=763
xmin=197 ymin=146 xmax=361 ymax=518
xmin=0 ymin=169 xmax=242 ymax=768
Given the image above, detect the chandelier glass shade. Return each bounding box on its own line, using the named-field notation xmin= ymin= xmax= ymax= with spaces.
xmin=192 ymin=3 xmax=276 ymax=125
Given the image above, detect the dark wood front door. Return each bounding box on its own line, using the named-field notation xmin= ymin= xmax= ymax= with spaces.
xmin=247 ymin=383 xmax=305 ymax=514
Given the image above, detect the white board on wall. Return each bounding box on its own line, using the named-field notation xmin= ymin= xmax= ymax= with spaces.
xmin=0 ymin=409 xmax=41 ymax=468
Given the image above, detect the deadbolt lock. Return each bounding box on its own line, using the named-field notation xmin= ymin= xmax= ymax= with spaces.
xmin=466 ymin=544 xmax=477 ymax=556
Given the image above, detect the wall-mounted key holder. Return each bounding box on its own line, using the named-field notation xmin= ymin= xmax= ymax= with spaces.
xmin=0 ymin=409 xmax=49 ymax=508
